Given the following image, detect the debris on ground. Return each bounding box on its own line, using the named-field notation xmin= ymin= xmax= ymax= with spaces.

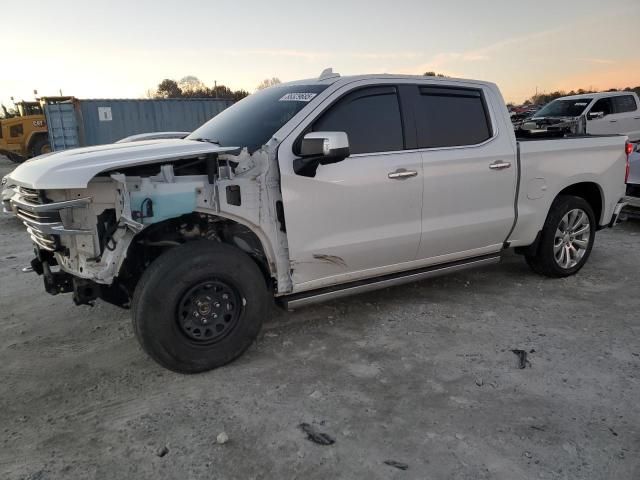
xmin=475 ymin=377 xmax=483 ymax=387
xmin=608 ymin=427 xmax=618 ymax=437
xmin=511 ymin=349 xmax=532 ymax=369
xmin=309 ymin=390 xmax=322 ymax=400
xmin=298 ymin=423 xmax=335 ymax=445
xmin=384 ymin=460 xmax=409 ymax=470
xmin=217 ymin=432 xmax=229 ymax=444
xmin=156 ymin=445 xmax=169 ymax=458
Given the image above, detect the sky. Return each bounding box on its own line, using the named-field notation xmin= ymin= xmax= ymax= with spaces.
xmin=1 ymin=0 xmax=639 ymax=107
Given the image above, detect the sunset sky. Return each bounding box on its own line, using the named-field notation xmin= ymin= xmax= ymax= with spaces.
xmin=1 ymin=0 xmax=639 ymax=107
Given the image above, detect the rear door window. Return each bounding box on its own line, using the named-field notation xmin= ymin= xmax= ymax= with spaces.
xmin=414 ymin=86 xmax=492 ymax=148
xmin=312 ymin=86 xmax=404 ymax=154
xmin=613 ymin=95 xmax=638 ymax=113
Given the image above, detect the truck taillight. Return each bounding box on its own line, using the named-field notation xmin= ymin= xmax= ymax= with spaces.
xmin=625 ymin=142 xmax=631 ymax=183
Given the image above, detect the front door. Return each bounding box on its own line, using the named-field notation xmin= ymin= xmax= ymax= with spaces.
xmin=278 ymin=85 xmax=423 ymax=292
xmin=587 ymin=97 xmax=618 ymax=135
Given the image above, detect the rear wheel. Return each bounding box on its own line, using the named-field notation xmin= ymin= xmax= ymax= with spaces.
xmin=132 ymin=241 xmax=271 ymax=373
xmin=525 ymin=195 xmax=596 ymax=278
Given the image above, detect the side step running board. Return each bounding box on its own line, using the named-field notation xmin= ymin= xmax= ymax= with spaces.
xmin=281 ymin=254 xmax=501 ymax=310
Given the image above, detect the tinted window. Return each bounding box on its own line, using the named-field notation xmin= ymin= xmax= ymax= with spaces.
xmin=613 ymin=95 xmax=637 ymax=113
xmin=591 ymin=98 xmax=613 ymax=116
xmin=535 ymin=98 xmax=592 ymax=117
xmin=415 ymin=87 xmax=492 ymax=148
xmin=187 ymin=84 xmax=328 ymax=153
xmin=9 ymin=124 xmax=23 ymax=137
xmin=312 ymin=86 xmax=403 ymax=154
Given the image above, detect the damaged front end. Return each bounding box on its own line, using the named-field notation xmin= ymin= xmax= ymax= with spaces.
xmin=9 ymin=142 xmax=292 ymax=307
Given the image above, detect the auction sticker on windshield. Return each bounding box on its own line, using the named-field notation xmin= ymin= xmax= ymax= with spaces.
xmin=279 ymin=93 xmax=317 ymax=102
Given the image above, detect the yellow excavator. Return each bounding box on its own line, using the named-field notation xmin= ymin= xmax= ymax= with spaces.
xmin=0 ymin=100 xmax=52 ymax=163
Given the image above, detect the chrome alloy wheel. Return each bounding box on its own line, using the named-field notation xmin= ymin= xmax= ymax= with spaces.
xmin=553 ymin=208 xmax=591 ymax=269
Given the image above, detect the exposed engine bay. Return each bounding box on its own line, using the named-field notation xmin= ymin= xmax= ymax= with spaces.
xmin=11 ymin=142 xmax=292 ymax=306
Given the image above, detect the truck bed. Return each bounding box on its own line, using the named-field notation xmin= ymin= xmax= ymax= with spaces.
xmin=508 ymin=134 xmax=628 ymax=247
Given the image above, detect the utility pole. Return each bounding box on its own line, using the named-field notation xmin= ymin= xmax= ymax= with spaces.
xmin=214 ymin=81 xmax=217 ymax=99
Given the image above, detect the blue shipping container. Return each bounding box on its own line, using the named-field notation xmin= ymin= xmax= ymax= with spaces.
xmin=44 ymin=98 xmax=234 ymax=151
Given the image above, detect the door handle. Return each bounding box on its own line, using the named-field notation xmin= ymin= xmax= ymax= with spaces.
xmin=634 ymin=117 xmax=640 ymax=120
xmin=388 ymin=169 xmax=418 ymax=180
xmin=489 ymin=161 xmax=511 ymax=170
xmin=609 ymin=120 xmax=618 ymax=123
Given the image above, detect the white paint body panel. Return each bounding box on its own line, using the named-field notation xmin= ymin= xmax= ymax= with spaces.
xmin=8 ymin=139 xmax=237 ymax=189
xmin=509 ymin=136 xmax=628 ymax=246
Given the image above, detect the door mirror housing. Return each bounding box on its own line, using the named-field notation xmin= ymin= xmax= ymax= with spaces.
xmin=588 ymin=111 xmax=605 ymax=120
xmin=294 ymin=131 xmax=350 ymax=177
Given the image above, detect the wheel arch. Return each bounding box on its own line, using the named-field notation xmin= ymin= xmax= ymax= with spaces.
xmin=515 ymin=181 xmax=603 ymax=257
xmin=26 ymin=131 xmax=49 ymax=153
xmin=555 ymin=181 xmax=603 ymax=225
xmin=116 ymin=212 xmax=277 ymax=297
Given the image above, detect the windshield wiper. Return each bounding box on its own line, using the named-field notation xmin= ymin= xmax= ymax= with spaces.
xmin=191 ymin=138 xmax=221 ymax=146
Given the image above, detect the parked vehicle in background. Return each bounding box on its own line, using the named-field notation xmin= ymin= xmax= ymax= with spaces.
xmin=623 ymin=143 xmax=640 ymax=218
xmin=521 ymin=92 xmax=640 ymax=140
xmin=0 ymin=100 xmax=53 ymax=162
xmin=5 ymin=71 xmax=629 ymax=373
xmin=115 ymin=132 xmax=190 ymax=143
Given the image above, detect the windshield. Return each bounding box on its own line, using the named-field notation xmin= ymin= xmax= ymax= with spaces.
xmin=535 ymin=98 xmax=593 ymax=118
xmin=187 ymin=84 xmax=329 ymax=152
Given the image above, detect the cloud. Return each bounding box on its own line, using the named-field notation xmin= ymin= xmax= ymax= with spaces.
xmin=580 ymin=58 xmax=616 ymax=65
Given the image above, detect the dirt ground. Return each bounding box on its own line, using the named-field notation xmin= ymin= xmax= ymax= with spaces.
xmin=1 ymin=155 xmax=639 ymax=480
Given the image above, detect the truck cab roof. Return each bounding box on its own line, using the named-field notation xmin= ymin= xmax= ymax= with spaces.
xmin=281 ymin=70 xmax=497 ymax=90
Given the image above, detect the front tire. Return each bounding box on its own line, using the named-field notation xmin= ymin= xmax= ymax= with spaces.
xmin=132 ymin=241 xmax=271 ymax=373
xmin=525 ymin=195 xmax=596 ymax=278
xmin=30 ymin=136 xmax=51 ymax=157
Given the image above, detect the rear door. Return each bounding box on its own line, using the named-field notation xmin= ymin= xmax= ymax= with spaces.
xmin=612 ymin=94 xmax=640 ymax=141
xmin=277 ymin=84 xmax=424 ymax=291
xmin=407 ymin=84 xmax=518 ymax=261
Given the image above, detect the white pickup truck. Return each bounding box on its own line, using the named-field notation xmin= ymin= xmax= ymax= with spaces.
xmin=6 ymin=71 xmax=629 ymax=373
xmin=521 ymin=91 xmax=640 ymax=141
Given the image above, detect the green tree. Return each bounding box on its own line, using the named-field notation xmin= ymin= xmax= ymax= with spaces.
xmin=156 ymin=79 xmax=182 ymax=98
xmin=153 ymin=78 xmax=249 ymax=101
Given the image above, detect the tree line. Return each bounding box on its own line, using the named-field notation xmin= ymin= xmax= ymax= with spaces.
xmin=151 ymin=76 xmax=282 ymax=101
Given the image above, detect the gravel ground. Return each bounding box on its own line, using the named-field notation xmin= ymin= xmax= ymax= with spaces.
xmin=1 ymin=155 xmax=639 ymax=480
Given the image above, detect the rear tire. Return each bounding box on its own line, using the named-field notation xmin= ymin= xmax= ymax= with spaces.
xmin=525 ymin=195 xmax=596 ymax=278
xmin=132 ymin=241 xmax=271 ymax=373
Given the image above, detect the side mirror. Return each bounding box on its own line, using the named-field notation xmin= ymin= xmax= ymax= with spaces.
xmin=588 ymin=111 xmax=605 ymax=120
xmin=294 ymin=132 xmax=350 ymax=177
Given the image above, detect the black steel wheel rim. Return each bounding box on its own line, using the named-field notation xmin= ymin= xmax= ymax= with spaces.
xmin=177 ymin=279 xmax=242 ymax=344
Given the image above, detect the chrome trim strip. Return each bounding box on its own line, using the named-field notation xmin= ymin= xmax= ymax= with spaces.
xmin=283 ymin=256 xmax=500 ymax=309
xmin=16 ymin=213 xmax=91 ymax=235
xmin=12 ymin=196 xmax=91 ymax=212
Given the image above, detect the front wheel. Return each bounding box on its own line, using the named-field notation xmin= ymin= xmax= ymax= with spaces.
xmin=525 ymin=195 xmax=596 ymax=278
xmin=132 ymin=241 xmax=271 ymax=373
xmin=30 ymin=136 xmax=51 ymax=157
